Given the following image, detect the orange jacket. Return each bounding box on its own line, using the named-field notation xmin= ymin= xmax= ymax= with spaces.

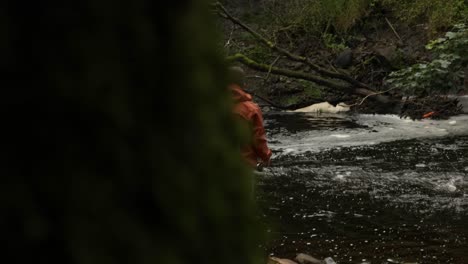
xmin=230 ymin=85 xmax=272 ymax=167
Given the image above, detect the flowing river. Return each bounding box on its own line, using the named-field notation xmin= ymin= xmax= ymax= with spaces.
xmin=257 ymin=112 xmax=468 ymax=264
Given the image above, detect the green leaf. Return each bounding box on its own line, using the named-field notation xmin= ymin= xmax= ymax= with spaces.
xmin=445 ymin=31 xmax=457 ymax=39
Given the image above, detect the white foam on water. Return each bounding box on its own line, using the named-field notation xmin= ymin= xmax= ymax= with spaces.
xmin=435 ymin=178 xmax=458 ymax=192
xmin=270 ymin=114 xmax=468 ymax=156
xmin=330 ymin=134 xmax=350 ymax=138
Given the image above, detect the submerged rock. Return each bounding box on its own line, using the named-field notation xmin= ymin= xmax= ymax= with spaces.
xmin=269 ymin=257 xmax=298 ymax=264
xmin=334 ymin=49 xmax=353 ymax=68
xmin=295 ymin=253 xmax=324 ymax=264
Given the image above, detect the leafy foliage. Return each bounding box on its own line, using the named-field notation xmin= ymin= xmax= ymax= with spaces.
xmin=426 ymin=24 xmax=468 ymax=59
xmin=386 ymin=24 xmax=468 ymax=96
xmin=322 ymin=33 xmax=348 ymax=52
xmin=381 ymin=0 xmax=467 ymax=34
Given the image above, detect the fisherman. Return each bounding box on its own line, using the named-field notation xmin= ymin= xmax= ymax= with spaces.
xmin=228 ymin=66 xmax=272 ymax=170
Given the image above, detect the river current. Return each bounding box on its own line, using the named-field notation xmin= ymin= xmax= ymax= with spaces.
xmin=258 ymin=113 xmax=468 ymax=264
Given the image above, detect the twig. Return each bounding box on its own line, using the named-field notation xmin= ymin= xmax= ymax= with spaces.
xmin=265 ymin=56 xmax=281 ymax=81
xmin=385 ymin=17 xmax=402 ymax=42
xmin=224 ymin=26 xmax=234 ymax=48
xmin=246 ymin=75 xmax=266 ymax=80
xmin=348 ymin=87 xmax=397 ymax=107
xmin=324 ymin=57 xmax=339 ymax=73
xmin=322 ymin=19 xmax=331 ymax=37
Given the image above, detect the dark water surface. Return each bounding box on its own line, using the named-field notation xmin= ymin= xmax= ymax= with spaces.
xmin=258 ymin=113 xmax=468 ymax=264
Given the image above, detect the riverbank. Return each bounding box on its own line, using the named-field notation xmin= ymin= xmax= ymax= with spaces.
xmin=221 ymin=2 xmax=467 ymax=118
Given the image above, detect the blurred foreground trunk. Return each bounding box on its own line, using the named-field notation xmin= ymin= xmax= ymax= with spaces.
xmin=0 ymin=1 xmax=263 ymax=264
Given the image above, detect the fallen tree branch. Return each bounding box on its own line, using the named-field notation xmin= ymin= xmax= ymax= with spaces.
xmin=228 ymin=53 xmax=395 ymax=102
xmin=354 ymin=88 xmax=392 ymax=104
xmin=228 ymin=53 xmax=350 ymax=91
xmin=215 ymin=1 xmax=370 ymax=89
xmin=348 ymin=87 xmax=397 ymax=107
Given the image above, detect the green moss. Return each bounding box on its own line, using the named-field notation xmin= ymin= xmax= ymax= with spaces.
xmin=246 ymin=44 xmax=272 ymax=62
xmin=299 ymin=80 xmax=323 ymax=98
xmin=282 ymin=95 xmax=302 ymax=106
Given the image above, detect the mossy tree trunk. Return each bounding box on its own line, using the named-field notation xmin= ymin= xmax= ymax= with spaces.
xmin=1 ymin=1 xmax=263 ymax=264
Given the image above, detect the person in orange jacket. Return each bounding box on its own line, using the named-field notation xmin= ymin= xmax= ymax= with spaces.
xmin=228 ymin=66 xmax=272 ymax=169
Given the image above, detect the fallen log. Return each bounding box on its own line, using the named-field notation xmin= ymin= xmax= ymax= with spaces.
xmin=228 ymin=53 xmax=397 ymax=105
